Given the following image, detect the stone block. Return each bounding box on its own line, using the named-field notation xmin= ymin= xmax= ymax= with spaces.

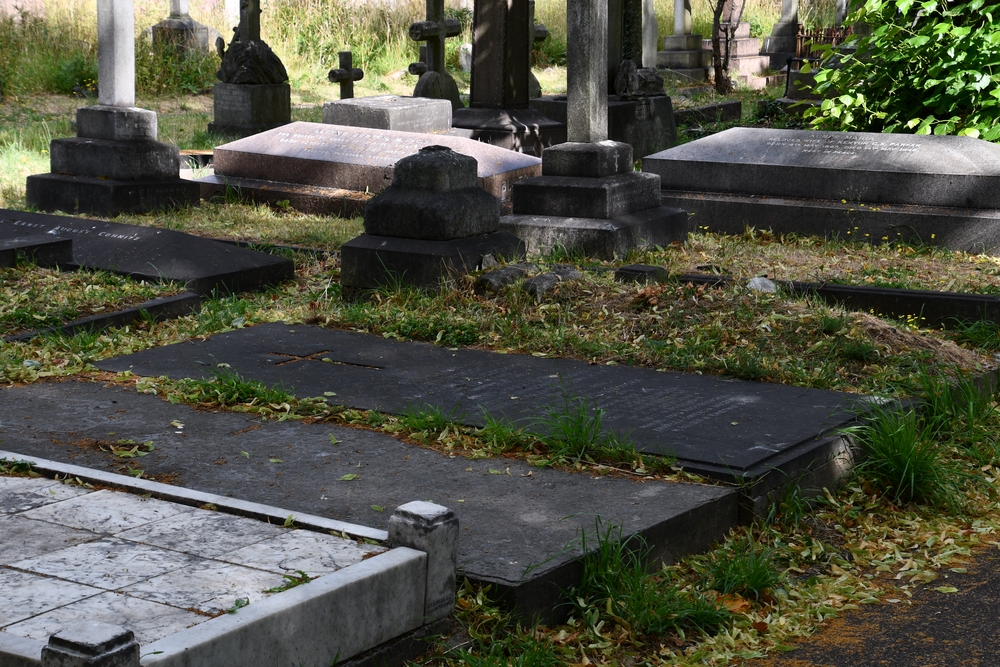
xmin=209 ymin=82 xmax=291 ymax=137
xmin=500 ymin=205 xmax=689 ymax=259
xmin=41 ymin=622 xmax=139 ymax=667
xmin=340 ymin=231 xmax=524 ymax=294
xmin=150 ymin=15 xmax=219 ymax=53
xmin=661 ymin=33 xmax=703 ymax=50
xmin=25 ymin=173 xmax=200 ymax=218
xmin=76 ymin=106 xmax=157 ymax=141
xmin=512 ymin=171 xmax=661 ymax=219
xmin=656 ymin=49 xmax=712 ymax=69
xmin=472 ymin=263 xmax=537 ymax=294
xmin=523 ymin=265 xmax=582 ymax=302
xmin=388 ymin=502 xmax=459 ymax=622
xmin=449 ymin=108 xmax=567 ymax=158
xmin=50 ymin=138 xmax=180 ymax=181
xmin=615 ymin=264 xmax=669 ymax=283
xmin=0 ymin=235 xmax=72 ymax=268
xmin=322 ymin=95 xmax=453 ymax=133
xmin=364 ymin=187 xmax=499 ymax=240
xmin=541 ymin=141 xmax=633 ymax=178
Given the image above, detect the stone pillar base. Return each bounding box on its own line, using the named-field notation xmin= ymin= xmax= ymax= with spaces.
xmin=26 ymin=173 xmax=200 ymax=217
xmin=209 ymin=82 xmax=291 ymax=138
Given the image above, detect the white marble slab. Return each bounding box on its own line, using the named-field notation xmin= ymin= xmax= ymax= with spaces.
xmin=0 ymin=569 xmax=103 ymax=628
xmin=0 ymin=475 xmax=92 ymax=514
xmin=220 ymin=529 xmax=385 ymax=577
xmin=116 ymin=507 xmax=286 ymax=558
xmin=1 ymin=591 xmax=207 ymax=645
xmin=121 ymin=561 xmax=288 ymax=615
xmin=0 ymin=515 xmax=99 ymax=565
xmin=10 ymin=537 xmax=203 ymax=589
xmin=19 ymin=489 xmax=194 ymax=534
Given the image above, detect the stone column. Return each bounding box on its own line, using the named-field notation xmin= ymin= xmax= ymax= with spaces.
xmin=97 ymin=0 xmax=134 ymax=108
xmin=470 ymin=0 xmax=530 ymax=108
xmin=388 ymin=501 xmax=460 ymax=622
xmin=673 ymin=0 xmax=691 ymax=35
xmin=642 ymin=0 xmax=658 ymax=68
xmin=567 ymin=0 xmax=607 ymax=143
xmin=762 ymin=0 xmax=798 ymax=63
xmin=169 ymin=0 xmax=187 ymax=17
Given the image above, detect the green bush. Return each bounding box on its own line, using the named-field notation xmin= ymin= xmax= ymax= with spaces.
xmin=50 ymin=52 xmax=98 ymax=95
xmin=806 ymin=0 xmax=1000 ymax=139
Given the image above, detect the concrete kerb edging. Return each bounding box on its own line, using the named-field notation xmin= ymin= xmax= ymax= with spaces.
xmin=0 ymin=449 xmax=387 ymax=542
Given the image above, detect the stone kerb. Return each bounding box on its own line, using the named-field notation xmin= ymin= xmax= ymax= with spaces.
xmin=388 ymin=501 xmax=460 ymax=621
xmin=41 ymin=623 xmax=139 ymax=667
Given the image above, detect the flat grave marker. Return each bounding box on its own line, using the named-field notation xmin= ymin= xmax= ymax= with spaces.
xmin=0 ymin=209 xmax=293 ymax=295
xmin=96 ymin=322 xmax=862 ymax=482
xmin=202 ymin=121 xmax=541 ymax=203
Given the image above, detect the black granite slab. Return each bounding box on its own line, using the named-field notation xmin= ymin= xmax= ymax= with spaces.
xmin=96 ymin=322 xmax=862 ymax=482
xmin=0 ymin=209 xmax=294 ymax=295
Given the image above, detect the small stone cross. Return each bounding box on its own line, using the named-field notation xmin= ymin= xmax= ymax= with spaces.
xmin=408 ymin=0 xmax=461 ymax=77
xmin=97 ymin=0 xmax=135 ymax=108
xmin=328 ymin=51 xmax=364 ymax=99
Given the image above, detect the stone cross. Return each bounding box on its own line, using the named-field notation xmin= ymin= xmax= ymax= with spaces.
xmin=238 ymin=0 xmax=260 ymax=43
xmin=408 ymin=0 xmax=460 ymax=77
xmin=97 ymin=0 xmax=135 ymax=107
xmin=328 ymin=51 xmax=364 ymax=99
xmin=169 ymin=0 xmax=188 ymax=18
xmin=566 ymin=0 xmax=607 ymax=143
xmin=469 ymin=0 xmax=530 ymax=108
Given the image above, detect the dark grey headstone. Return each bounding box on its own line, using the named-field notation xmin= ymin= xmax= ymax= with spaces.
xmin=208 ymin=82 xmax=291 ymax=137
xmin=95 ymin=322 xmax=862 ymax=481
xmin=0 ymin=209 xmax=293 ymax=295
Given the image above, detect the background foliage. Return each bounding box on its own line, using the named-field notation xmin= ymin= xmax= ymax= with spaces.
xmin=806 ymin=0 xmax=1000 ymax=139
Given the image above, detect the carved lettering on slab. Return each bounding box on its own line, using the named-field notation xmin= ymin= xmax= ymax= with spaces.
xmin=766 ymin=136 xmax=921 ymax=156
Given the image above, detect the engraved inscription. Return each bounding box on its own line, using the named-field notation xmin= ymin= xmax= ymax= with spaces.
xmin=766 ymin=135 xmax=921 ymax=156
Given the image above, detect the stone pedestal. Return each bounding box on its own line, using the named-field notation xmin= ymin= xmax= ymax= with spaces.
xmin=26 ymin=105 xmax=199 ymax=217
xmin=450 ymin=107 xmax=566 ymax=157
xmin=41 ymin=622 xmax=139 ymax=667
xmin=322 ymin=95 xmax=452 ymax=133
xmin=500 ymin=141 xmax=688 ymax=259
xmin=208 ymin=82 xmax=290 ymax=137
xmin=657 ymin=33 xmax=712 ymax=83
xmin=341 ymin=145 xmax=524 ymax=297
xmin=528 ymin=95 xmax=676 ymax=159
xmin=151 ymin=15 xmax=219 ymax=53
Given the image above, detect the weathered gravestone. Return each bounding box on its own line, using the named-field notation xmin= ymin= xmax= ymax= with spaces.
xmin=26 ymin=0 xmax=199 ymax=217
xmin=209 ymin=0 xmax=290 ymax=137
xmin=322 ymin=95 xmax=453 ymax=134
xmin=530 ymin=0 xmax=676 ymax=158
xmin=0 ymin=208 xmax=293 ymax=294
xmin=339 ymin=145 xmax=524 ymax=296
xmin=196 ymin=121 xmax=541 ymax=214
xmin=150 ymin=0 xmax=220 ymax=54
xmin=408 ymin=0 xmax=463 ymax=111
xmin=761 ymin=0 xmax=797 ymax=69
xmin=501 ymin=0 xmax=687 ymax=259
xmin=642 ymin=127 xmax=1000 ymax=254
xmin=450 ymin=0 xmax=566 ymax=156
xmin=656 ymin=0 xmax=712 ymax=82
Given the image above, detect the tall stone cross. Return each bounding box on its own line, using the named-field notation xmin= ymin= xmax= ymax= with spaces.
xmin=238 ymin=0 xmax=260 ymax=43
xmin=97 ymin=0 xmax=135 ymax=107
xmin=469 ymin=0 xmax=530 ymax=108
xmin=408 ymin=0 xmax=460 ymax=78
xmin=566 ymin=0 xmax=607 ymax=142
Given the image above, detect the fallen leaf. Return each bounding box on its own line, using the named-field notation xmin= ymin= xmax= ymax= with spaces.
xmin=371 ymin=505 xmax=384 ymax=512
xmin=718 ymin=594 xmax=751 ymax=614
xmin=934 ymin=586 xmax=959 ymax=593
xmin=269 ymin=458 xmax=282 ymax=463
xmin=339 ymin=473 xmax=359 ymax=481
xmin=752 ymin=621 xmax=768 ymax=633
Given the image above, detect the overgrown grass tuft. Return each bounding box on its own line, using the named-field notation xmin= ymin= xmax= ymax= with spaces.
xmin=705 ymin=534 xmax=781 ymax=601
xmin=174 ymin=366 xmax=293 ymax=408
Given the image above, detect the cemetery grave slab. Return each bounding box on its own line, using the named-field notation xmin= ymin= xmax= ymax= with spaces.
xmin=94 ymin=322 xmax=862 ymax=490
xmin=0 ymin=235 xmax=72 ymax=269
xmin=205 ymin=122 xmax=542 ymax=202
xmin=0 ymin=463 xmax=443 ymax=667
xmin=0 ymin=380 xmax=737 ymax=623
xmin=196 ymin=174 xmax=371 ymax=217
xmin=0 ymin=209 xmax=294 ymax=295
xmin=643 ymin=128 xmax=1000 ymax=253
xmin=322 ymin=95 xmax=453 ymax=134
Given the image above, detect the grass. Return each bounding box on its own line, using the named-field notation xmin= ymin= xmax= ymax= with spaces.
xmin=172 ymin=366 xmax=294 ymax=409
xmin=704 ymin=534 xmax=781 ymax=601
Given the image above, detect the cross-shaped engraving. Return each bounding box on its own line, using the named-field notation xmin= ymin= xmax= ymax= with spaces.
xmin=269 ymin=351 xmax=383 ymax=370
xmin=328 ymin=51 xmax=364 ymax=99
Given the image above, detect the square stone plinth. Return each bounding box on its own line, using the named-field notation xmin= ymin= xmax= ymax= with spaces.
xmin=322 ymin=95 xmax=452 ymax=133
xmin=209 ymin=82 xmax=291 ymax=137
xmin=76 ymin=106 xmax=158 ymax=141
xmin=500 ymin=205 xmax=690 ymax=259
xmin=25 ymin=173 xmax=200 ymax=217
xmin=50 ymin=137 xmax=180 ymax=181
xmin=512 ymin=172 xmax=662 ymax=219
xmin=340 ymin=231 xmax=525 ymax=295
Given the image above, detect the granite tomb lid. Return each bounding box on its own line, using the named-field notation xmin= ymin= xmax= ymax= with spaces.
xmin=0 ymin=209 xmax=293 ymax=295
xmin=212 ymin=121 xmax=542 ymax=199
xmin=96 ymin=322 xmax=865 ymax=479
xmin=643 ymin=127 xmax=1000 ymax=209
